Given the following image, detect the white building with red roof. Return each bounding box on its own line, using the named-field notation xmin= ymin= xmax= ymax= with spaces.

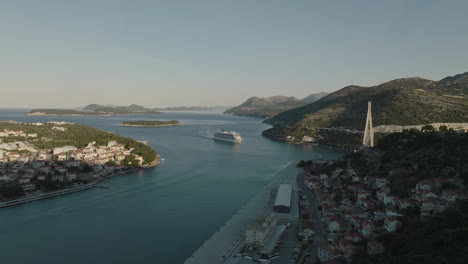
xmin=318 ymin=245 xmax=341 ymax=263
xmin=384 ymin=217 xmax=401 ymax=232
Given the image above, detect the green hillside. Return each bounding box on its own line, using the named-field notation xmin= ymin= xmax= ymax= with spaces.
xmin=263 ymin=74 xmax=468 ymax=146
xmin=268 ymin=77 xmax=467 ymax=129
xmin=224 ymin=96 xmax=308 ymax=118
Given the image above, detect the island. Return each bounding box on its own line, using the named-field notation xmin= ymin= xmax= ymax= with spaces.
xmin=28 ymin=109 xmax=112 ymax=116
xmin=28 ymin=104 xmax=162 ymax=116
xmin=28 ymin=103 xmax=229 ymax=116
xmin=0 ymin=120 xmax=160 ymax=207
xmin=122 ymin=120 xmax=180 ymax=127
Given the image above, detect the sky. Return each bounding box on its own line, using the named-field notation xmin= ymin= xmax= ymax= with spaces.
xmin=1 ymin=0 xmax=468 ymax=108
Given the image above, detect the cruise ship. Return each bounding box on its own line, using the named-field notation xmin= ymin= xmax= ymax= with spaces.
xmin=213 ymin=130 xmax=243 ymax=143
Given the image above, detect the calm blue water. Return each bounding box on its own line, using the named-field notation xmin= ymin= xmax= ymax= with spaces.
xmin=0 ymin=109 xmax=346 ymax=264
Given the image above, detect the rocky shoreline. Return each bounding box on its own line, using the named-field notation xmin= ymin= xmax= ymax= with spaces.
xmin=122 ymin=124 xmax=180 ymax=127
xmin=28 ymin=112 xmax=112 ymax=116
xmin=0 ymin=166 xmax=152 ymax=208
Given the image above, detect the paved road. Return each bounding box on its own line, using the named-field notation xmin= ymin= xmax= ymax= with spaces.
xmin=270 ymin=221 xmax=298 ymax=264
xmin=298 ymin=172 xmax=328 ymax=264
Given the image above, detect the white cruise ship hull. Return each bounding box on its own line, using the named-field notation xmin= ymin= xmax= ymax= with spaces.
xmin=213 ymin=136 xmax=243 ymax=143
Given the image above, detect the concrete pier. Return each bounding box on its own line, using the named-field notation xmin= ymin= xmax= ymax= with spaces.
xmin=184 ymin=162 xmax=300 ymax=264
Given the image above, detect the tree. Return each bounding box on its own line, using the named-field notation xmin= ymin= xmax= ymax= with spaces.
xmin=122 ymin=155 xmax=140 ymax=167
xmin=421 ymin=125 xmax=435 ymax=132
xmin=106 ymin=160 xmax=117 ymax=166
xmin=439 ymin=125 xmax=448 ymax=131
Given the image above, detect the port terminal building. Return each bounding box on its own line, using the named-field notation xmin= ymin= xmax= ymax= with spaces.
xmin=273 ymin=184 xmax=292 ymax=213
xmin=245 ymin=213 xmax=288 ymax=256
xmin=245 ymin=213 xmax=278 ymax=247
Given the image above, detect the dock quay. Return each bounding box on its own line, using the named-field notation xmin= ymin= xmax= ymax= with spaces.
xmin=94 ymin=185 xmax=110 ymax=189
xmin=0 ymin=182 xmax=98 ymax=208
xmin=184 ymin=162 xmax=301 ymax=264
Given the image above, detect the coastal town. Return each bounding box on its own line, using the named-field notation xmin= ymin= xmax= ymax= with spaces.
xmin=194 ymin=155 xmax=467 ymax=264
xmin=0 ymin=120 xmax=156 ymax=205
xmin=184 ymin=123 xmax=468 ymax=264
xmin=299 ymin=159 xmax=468 ymax=263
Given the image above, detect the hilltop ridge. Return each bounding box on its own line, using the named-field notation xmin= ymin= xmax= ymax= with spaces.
xmin=224 ymin=96 xmax=306 ymax=118
xmin=263 ymin=72 xmax=468 ymax=147
xmin=224 ymin=93 xmax=329 ymax=119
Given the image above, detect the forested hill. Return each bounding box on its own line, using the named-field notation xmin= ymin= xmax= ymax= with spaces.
xmin=302 ymin=92 xmax=329 ymax=102
xmin=224 ymin=96 xmax=307 ymax=118
xmin=266 ymin=74 xmax=468 ymax=130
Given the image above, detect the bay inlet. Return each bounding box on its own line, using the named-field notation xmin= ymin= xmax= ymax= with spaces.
xmin=0 ymin=109 xmax=346 ymax=264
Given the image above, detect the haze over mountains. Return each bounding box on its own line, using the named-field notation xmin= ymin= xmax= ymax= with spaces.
xmin=29 ymin=104 xmax=228 ymax=116
xmin=302 ymin=92 xmax=329 ymax=102
xmin=224 ymin=93 xmax=329 ymax=118
xmin=82 ymin=104 xmax=222 ymax=112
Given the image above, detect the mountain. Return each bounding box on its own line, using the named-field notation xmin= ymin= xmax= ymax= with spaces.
xmin=84 ymin=104 xmax=151 ymax=112
xmin=302 ymin=92 xmax=329 ymax=102
xmin=93 ymin=107 xmax=160 ymax=115
xmin=263 ymin=73 xmax=468 ymax=147
xmin=261 ymin=96 xmax=300 ymax=104
xmin=224 ymin=96 xmax=307 ymax=118
xmin=119 ymin=104 xmax=149 ymax=112
xmin=83 ymin=104 xmax=226 ymax=112
xmin=30 ymin=104 xmax=162 ymax=116
xmin=428 ymin=72 xmax=468 ymax=96
xmin=153 ymin=106 xmax=210 ymax=111
xmin=83 ymin=104 xmax=107 ymax=111
xmin=438 ymin=71 xmax=468 ymax=84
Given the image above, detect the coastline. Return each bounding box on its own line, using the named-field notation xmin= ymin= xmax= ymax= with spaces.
xmin=0 ymin=120 xmax=161 ymax=208
xmin=122 ymin=123 xmax=180 ymax=127
xmin=0 ymin=166 xmax=151 ymax=209
xmin=27 ymin=113 xmax=111 ymax=116
xmin=262 ymin=134 xmax=357 ymax=152
xmin=27 ymin=113 xmax=162 ymax=116
xmin=0 ymin=181 xmax=98 ymax=208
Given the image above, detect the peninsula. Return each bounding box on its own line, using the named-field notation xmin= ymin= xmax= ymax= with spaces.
xmin=122 ymin=120 xmax=180 ymax=127
xmin=0 ymin=120 xmax=159 ymax=206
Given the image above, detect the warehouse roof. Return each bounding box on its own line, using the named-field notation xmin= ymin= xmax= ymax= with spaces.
xmin=274 ymin=184 xmax=292 ymax=208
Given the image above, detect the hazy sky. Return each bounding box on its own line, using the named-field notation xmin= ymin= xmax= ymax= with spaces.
xmin=1 ymin=0 xmax=468 ymax=108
